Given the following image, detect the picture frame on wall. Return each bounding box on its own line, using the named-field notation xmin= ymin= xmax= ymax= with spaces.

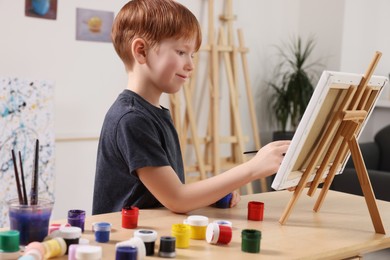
xmin=76 ymin=8 xmax=114 ymax=43
xmin=25 ymin=0 xmax=58 ymax=20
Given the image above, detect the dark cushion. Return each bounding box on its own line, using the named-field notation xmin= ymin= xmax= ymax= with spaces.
xmin=332 ymin=168 xmax=390 ymax=201
xmin=375 ymin=125 xmax=390 ymax=171
xmin=345 ymin=142 xmax=380 ymax=170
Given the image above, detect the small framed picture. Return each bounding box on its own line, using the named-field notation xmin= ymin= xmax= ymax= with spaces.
xmin=76 ymin=8 xmax=114 ymax=43
xmin=25 ymin=0 xmax=58 ymax=20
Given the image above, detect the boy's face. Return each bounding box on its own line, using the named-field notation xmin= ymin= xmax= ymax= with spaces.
xmin=145 ymin=37 xmax=197 ymax=94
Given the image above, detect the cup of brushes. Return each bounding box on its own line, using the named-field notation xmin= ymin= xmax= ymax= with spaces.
xmin=8 ymin=139 xmax=54 ymax=246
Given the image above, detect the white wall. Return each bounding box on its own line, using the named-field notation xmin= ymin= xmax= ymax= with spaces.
xmin=1 ymin=0 xmax=388 ymax=220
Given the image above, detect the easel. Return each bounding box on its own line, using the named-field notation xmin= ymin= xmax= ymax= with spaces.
xmin=169 ymin=0 xmax=267 ymax=193
xmin=279 ymin=51 xmax=386 ymax=234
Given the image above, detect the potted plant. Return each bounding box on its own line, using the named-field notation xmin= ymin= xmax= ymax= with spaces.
xmin=268 ymin=36 xmax=321 ymax=140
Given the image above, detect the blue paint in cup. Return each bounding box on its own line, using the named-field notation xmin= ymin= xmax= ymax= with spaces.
xmin=93 ymin=222 xmax=112 ymax=243
xmin=8 ymin=198 xmax=53 ymax=246
xmin=116 ymin=246 xmax=137 ymax=260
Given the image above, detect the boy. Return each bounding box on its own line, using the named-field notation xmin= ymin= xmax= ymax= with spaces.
xmin=92 ymin=0 xmax=289 ymax=215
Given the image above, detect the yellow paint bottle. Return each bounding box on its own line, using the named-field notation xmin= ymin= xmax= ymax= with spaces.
xmin=171 ymin=224 xmax=190 ymax=248
xmin=184 ymin=215 xmax=209 ymax=240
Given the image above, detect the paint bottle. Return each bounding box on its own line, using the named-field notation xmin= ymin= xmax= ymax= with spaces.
xmin=158 ymin=236 xmax=176 ymax=258
xmin=49 ymin=223 xmax=71 ymax=234
xmin=247 ymin=201 xmax=264 ymax=221
xmin=75 ymin=245 xmax=102 ymax=260
xmin=23 ymin=242 xmax=44 ymax=260
xmin=68 ymin=238 xmax=89 ymax=260
xmin=206 ymin=223 xmax=232 ymax=245
xmin=134 ymin=229 xmax=157 ymax=255
xmin=116 ymin=237 xmax=146 ymax=259
xmin=93 ymin=222 xmax=112 ymax=243
xmin=59 ymin=226 xmax=82 ymax=254
xmin=116 ymin=246 xmax=137 ymax=260
xmin=184 ymin=215 xmax=209 ymax=240
xmin=171 ymin=224 xmax=190 ymax=248
xmin=68 ymin=209 xmax=86 ymax=232
xmin=0 ymin=230 xmax=21 ymax=259
xmin=24 ymin=237 xmax=66 ymax=259
xmin=215 ymin=193 xmax=233 ymax=208
xmin=241 ymin=229 xmax=261 ymax=253
xmin=122 ymin=206 xmax=139 ymax=229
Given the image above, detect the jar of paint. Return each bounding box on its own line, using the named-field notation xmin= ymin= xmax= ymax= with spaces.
xmin=68 ymin=209 xmax=86 ymax=232
xmin=75 ymin=245 xmax=102 ymax=260
xmin=59 ymin=226 xmax=82 ymax=254
xmin=116 ymin=237 xmax=146 ymax=259
xmin=93 ymin=222 xmax=112 ymax=243
xmin=158 ymin=236 xmax=176 ymax=258
xmin=215 ymin=193 xmax=233 ymax=208
xmin=0 ymin=230 xmax=20 ymax=259
xmin=134 ymin=229 xmax=157 ymax=255
xmin=247 ymin=201 xmax=264 ymax=221
xmin=213 ymin=220 xmax=232 ymax=227
xmin=206 ymin=223 xmax=232 ymax=245
xmin=241 ymin=229 xmax=261 ymax=253
xmin=48 ymin=223 xmax=71 ymax=234
xmin=42 ymin=237 xmax=67 ymax=258
xmin=122 ymin=206 xmax=139 ymax=229
xmin=116 ymin=246 xmax=137 ymax=260
xmin=184 ymin=215 xmax=209 ymax=240
xmin=171 ymin=224 xmax=190 ymax=248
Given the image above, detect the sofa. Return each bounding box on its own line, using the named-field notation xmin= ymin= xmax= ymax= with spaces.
xmin=330 ymin=124 xmax=390 ymax=201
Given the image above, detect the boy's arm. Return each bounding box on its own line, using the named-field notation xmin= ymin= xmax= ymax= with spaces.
xmin=138 ymin=140 xmax=290 ymax=213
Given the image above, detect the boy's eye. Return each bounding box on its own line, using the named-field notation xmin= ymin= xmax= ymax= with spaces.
xmin=177 ymin=50 xmax=185 ymax=56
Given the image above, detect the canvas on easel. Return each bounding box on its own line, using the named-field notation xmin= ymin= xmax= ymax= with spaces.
xmin=271 ymin=52 xmax=388 ymax=234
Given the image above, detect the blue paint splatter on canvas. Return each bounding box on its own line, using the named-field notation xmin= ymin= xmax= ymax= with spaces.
xmin=0 ymin=77 xmax=55 ymax=227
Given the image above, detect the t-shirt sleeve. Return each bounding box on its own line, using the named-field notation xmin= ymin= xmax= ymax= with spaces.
xmin=116 ymin=112 xmax=171 ymax=176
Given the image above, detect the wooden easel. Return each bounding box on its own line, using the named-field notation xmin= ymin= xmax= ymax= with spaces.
xmin=169 ymin=0 xmax=266 ymax=193
xmin=278 ymin=51 xmax=386 ymax=234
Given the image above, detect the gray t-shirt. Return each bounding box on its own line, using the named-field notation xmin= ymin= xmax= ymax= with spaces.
xmin=92 ymin=89 xmax=184 ymax=215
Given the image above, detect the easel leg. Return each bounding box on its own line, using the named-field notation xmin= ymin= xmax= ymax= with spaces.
xmin=349 ymin=137 xmax=385 ymax=234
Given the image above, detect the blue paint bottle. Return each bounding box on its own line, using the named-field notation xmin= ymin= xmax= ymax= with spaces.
xmin=93 ymin=222 xmax=112 ymax=243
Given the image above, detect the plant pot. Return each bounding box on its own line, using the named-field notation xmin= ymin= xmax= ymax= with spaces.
xmin=272 ymin=131 xmax=295 ymax=141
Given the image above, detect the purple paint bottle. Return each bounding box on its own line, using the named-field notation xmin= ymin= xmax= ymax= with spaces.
xmin=67 ymin=209 xmax=86 ymax=232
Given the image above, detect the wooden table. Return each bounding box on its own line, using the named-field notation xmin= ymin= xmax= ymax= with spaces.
xmin=8 ymin=190 xmax=390 ymax=259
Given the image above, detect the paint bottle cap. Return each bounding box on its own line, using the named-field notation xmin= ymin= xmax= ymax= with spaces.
xmin=115 ymin=246 xmax=137 ymax=260
xmin=247 ymin=201 xmax=264 ymax=221
xmin=0 ymin=230 xmax=20 ymax=252
xmin=134 ymin=229 xmax=157 ymax=242
xmin=79 ymin=238 xmax=90 ymax=245
xmin=59 ymin=226 xmax=82 ymax=239
xmin=158 ymin=236 xmax=176 ymax=258
xmin=24 ymin=241 xmax=45 ymax=259
xmin=75 ymin=245 xmax=102 ymax=260
xmin=184 ymin=215 xmax=209 ymax=226
xmin=22 ymin=247 xmax=43 ymax=260
xmin=93 ymin=222 xmax=112 ymax=232
xmin=206 ymin=223 xmax=220 ymax=244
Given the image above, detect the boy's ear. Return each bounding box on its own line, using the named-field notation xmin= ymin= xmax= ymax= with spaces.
xmin=132 ymin=38 xmax=147 ymax=64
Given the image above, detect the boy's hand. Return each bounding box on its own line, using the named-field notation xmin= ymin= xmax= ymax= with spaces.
xmin=229 ymin=190 xmax=241 ymax=208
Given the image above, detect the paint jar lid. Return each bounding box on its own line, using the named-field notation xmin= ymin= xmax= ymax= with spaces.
xmin=75 ymin=245 xmax=102 ymax=260
xmin=134 ymin=229 xmax=157 ymax=242
xmin=59 ymin=226 xmax=82 ymax=239
xmin=93 ymin=222 xmax=112 ymax=232
xmin=206 ymin=223 xmax=220 ymax=244
xmin=116 ymin=246 xmax=137 ymax=260
xmin=184 ymin=215 xmax=209 ymax=226
xmin=0 ymin=230 xmax=20 ymax=252
xmin=22 ymin=247 xmax=43 ymax=259
xmin=24 ymin=241 xmax=45 ymax=258
xmin=213 ymin=220 xmax=232 ymax=227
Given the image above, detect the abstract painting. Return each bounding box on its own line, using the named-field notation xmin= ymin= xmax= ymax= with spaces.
xmin=0 ymin=77 xmax=55 ymax=227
